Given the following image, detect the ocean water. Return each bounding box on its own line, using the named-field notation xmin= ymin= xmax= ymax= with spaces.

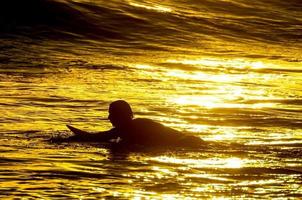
xmin=0 ymin=0 xmax=302 ymax=198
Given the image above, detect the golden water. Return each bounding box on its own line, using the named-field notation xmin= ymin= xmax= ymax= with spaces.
xmin=1 ymin=0 xmax=302 ymax=198
xmin=1 ymin=54 xmax=302 ymax=198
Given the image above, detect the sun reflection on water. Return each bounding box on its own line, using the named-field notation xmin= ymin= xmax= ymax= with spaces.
xmin=170 ymin=95 xmax=276 ymax=109
xmin=150 ymin=156 xmax=244 ymax=169
xmin=132 ymin=64 xmax=155 ymax=70
xmin=128 ymin=1 xmax=172 ymax=13
xmin=167 ymin=57 xmax=268 ymax=70
xmin=166 ymin=70 xmax=240 ymax=83
xmin=211 ymin=132 xmax=235 ymax=141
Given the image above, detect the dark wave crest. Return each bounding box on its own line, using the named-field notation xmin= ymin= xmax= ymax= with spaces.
xmin=0 ymin=0 xmax=301 ymax=64
xmin=1 ymin=0 xmax=301 ymax=43
xmin=0 ymin=0 xmax=123 ymax=39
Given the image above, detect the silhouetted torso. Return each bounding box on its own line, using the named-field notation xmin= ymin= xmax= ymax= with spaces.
xmin=103 ymin=118 xmax=202 ymax=147
xmin=118 ymin=118 xmax=182 ymax=145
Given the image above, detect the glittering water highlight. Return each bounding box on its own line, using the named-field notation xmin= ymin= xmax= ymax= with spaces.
xmin=0 ymin=0 xmax=302 ymax=198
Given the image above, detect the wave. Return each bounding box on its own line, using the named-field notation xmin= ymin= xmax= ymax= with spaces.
xmin=0 ymin=0 xmax=122 ymax=39
xmin=1 ymin=0 xmax=301 ymax=45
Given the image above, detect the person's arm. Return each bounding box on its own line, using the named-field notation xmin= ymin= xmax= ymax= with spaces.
xmin=64 ymin=130 xmax=113 ymax=142
xmin=50 ymin=126 xmax=116 ymax=143
xmin=66 ymin=125 xmax=90 ymax=135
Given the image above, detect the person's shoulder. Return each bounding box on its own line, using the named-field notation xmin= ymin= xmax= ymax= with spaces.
xmin=133 ymin=118 xmax=154 ymax=123
xmin=132 ymin=118 xmax=162 ymax=126
xmin=132 ymin=118 xmax=182 ymax=136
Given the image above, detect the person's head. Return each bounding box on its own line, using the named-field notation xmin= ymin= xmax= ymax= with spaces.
xmin=108 ymin=100 xmax=133 ymax=128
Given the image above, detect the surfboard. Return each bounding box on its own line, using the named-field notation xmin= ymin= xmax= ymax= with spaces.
xmin=66 ymin=125 xmax=90 ymax=135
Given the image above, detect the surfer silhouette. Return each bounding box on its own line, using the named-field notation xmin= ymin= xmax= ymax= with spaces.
xmin=53 ymin=100 xmax=205 ymax=148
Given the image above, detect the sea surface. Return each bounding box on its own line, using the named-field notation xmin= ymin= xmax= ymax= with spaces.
xmin=0 ymin=0 xmax=302 ymax=198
